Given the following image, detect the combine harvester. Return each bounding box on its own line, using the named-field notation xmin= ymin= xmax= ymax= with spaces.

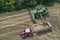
xmin=20 ymin=5 xmax=52 ymax=39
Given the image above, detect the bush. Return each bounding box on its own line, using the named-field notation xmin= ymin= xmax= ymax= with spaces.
xmin=0 ymin=0 xmax=60 ymax=12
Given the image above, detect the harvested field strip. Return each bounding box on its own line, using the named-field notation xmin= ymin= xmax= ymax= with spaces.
xmin=0 ymin=13 xmax=31 ymax=27
xmin=0 ymin=12 xmax=28 ymax=21
xmin=0 ymin=29 xmax=21 ymax=40
xmin=0 ymin=18 xmax=31 ymax=29
xmin=0 ymin=15 xmax=30 ymax=25
xmin=0 ymin=23 xmax=32 ymax=35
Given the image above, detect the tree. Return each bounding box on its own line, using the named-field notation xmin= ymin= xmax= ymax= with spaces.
xmin=29 ymin=0 xmax=37 ymax=7
xmin=0 ymin=0 xmax=59 ymax=12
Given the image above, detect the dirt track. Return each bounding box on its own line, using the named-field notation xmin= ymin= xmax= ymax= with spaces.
xmin=0 ymin=3 xmax=60 ymax=40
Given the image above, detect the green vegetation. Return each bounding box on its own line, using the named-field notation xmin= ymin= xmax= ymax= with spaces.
xmin=0 ymin=0 xmax=60 ymax=13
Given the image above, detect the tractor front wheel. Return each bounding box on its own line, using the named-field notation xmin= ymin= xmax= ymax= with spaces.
xmin=21 ymin=34 xmax=27 ymax=39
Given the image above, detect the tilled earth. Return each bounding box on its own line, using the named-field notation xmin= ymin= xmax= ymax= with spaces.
xmin=0 ymin=4 xmax=60 ymax=40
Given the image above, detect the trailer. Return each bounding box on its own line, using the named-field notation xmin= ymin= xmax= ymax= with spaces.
xmin=33 ymin=22 xmax=52 ymax=33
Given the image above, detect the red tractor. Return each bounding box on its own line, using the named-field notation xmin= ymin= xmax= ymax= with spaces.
xmin=20 ymin=28 xmax=33 ymax=39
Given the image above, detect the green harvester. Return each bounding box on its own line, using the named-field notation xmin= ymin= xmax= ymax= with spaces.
xmin=28 ymin=5 xmax=48 ymax=23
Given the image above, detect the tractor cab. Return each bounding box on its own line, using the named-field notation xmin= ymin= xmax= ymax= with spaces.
xmin=24 ymin=28 xmax=31 ymax=33
xmin=20 ymin=28 xmax=33 ymax=39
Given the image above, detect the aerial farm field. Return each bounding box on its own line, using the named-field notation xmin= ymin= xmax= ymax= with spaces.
xmin=0 ymin=4 xmax=60 ymax=40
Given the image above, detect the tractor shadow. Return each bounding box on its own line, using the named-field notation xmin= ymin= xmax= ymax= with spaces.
xmin=35 ymin=29 xmax=52 ymax=36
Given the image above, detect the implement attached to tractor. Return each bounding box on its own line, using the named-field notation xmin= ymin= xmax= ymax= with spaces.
xmin=20 ymin=5 xmax=52 ymax=39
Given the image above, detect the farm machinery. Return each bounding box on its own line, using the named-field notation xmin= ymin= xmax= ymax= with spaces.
xmin=20 ymin=5 xmax=52 ymax=39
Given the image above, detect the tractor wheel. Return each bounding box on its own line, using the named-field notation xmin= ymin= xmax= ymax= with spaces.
xmin=28 ymin=32 xmax=33 ymax=37
xmin=21 ymin=35 xmax=26 ymax=39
